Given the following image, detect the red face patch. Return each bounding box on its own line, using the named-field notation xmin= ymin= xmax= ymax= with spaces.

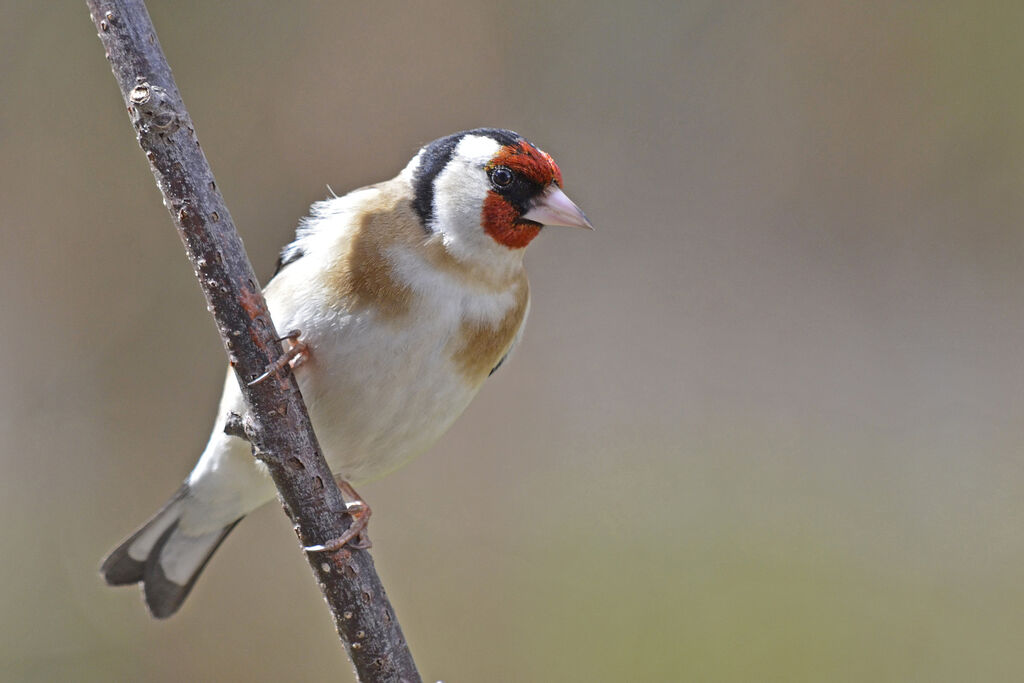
xmin=482 ymin=193 xmax=542 ymax=248
xmin=481 ymin=141 xmax=562 ymax=249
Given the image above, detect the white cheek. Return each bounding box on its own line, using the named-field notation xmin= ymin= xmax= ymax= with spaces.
xmin=432 ymin=160 xmax=493 ymax=257
xmin=433 ymin=161 xmax=490 ymax=231
xmin=428 ymin=134 xmax=528 ymax=276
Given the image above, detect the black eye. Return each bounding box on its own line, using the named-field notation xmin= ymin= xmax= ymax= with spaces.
xmin=490 ymin=166 xmax=514 ymax=188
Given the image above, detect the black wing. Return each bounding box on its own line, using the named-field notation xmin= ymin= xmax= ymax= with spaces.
xmin=489 ymin=351 xmax=510 ymax=377
xmin=271 ymin=239 xmax=304 ymax=279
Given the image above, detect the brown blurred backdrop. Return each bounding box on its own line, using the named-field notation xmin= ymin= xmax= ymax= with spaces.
xmin=3 ymin=2 xmax=1023 ymax=681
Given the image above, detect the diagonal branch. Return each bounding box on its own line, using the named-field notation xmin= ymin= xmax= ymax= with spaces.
xmin=85 ymin=2 xmax=421 ymax=681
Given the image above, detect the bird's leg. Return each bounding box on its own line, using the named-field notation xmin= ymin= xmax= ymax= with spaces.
xmin=304 ymin=478 xmax=373 ymax=552
xmin=247 ymin=329 xmax=309 ymax=386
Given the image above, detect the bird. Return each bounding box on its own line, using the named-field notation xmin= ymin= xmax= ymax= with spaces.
xmin=100 ymin=128 xmax=592 ymax=618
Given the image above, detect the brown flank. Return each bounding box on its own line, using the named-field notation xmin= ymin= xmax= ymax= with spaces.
xmin=320 ymin=184 xmax=420 ymax=321
xmin=450 ymin=275 xmax=530 ymax=384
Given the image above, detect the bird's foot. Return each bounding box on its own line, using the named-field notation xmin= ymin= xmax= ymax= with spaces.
xmin=248 ymin=329 xmax=309 ymax=386
xmin=304 ymin=478 xmax=373 ymax=552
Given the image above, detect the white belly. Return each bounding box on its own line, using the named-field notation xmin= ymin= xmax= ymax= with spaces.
xmin=183 ymin=281 xmax=506 ymax=533
xmin=295 ymin=305 xmax=480 ymax=484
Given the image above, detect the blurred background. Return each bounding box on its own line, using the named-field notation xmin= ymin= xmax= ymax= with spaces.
xmin=3 ymin=1 xmax=1023 ymax=680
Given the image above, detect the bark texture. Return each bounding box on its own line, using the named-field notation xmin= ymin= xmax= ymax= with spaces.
xmin=86 ymin=2 xmax=421 ymax=680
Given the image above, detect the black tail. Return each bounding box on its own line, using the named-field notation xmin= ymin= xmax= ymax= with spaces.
xmin=101 ymin=485 xmax=241 ymax=618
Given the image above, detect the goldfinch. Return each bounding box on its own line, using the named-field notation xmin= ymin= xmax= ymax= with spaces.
xmin=101 ymin=128 xmax=592 ymax=617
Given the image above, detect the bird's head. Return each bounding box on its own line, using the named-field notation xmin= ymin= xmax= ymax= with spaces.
xmin=408 ymin=128 xmax=591 ymax=269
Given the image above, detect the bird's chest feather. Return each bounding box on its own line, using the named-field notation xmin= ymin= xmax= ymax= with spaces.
xmin=272 ymin=244 xmax=529 ymax=482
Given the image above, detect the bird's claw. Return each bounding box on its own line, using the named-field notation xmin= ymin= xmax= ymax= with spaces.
xmin=248 ymin=329 xmax=308 ymax=386
xmin=303 ymin=479 xmax=373 ymax=552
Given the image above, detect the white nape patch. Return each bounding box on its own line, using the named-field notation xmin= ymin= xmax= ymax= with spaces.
xmin=398 ymin=149 xmax=424 ymax=183
xmin=431 ymin=135 xmax=524 ymax=277
xmin=303 ymin=186 xmax=383 ymax=244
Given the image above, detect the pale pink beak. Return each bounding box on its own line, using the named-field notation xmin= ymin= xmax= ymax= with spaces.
xmin=521 ymin=185 xmax=594 ymax=230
